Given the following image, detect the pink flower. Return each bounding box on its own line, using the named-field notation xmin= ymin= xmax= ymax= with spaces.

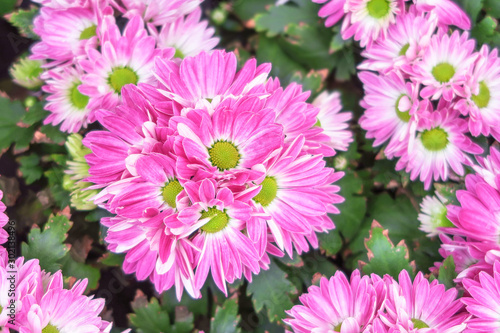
xmin=462 ymin=261 xmax=500 ymax=332
xmin=312 ymin=0 xmax=347 ymax=27
xmin=396 ymin=108 xmax=482 ymax=189
xmin=79 ymin=15 xmax=170 ymax=115
xmin=285 ymin=270 xmax=384 ymax=332
xmin=117 ymin=0 xmax=202 ymax=26
xmin=358 ymin=71 xmax=420 ymax=159
xmin=418 ymin=193 xmax=453 ymax=237
xmin=359 ymin=9 xmax=438 ymax=73
xmin=408 ymin=30 xmax=477 ymax=102
xmin=0 ymin=190 xmax=8 ymax=245
xmin=31 ymin=0 xmax=89 ymax=9
xmin=42 ymin=66 xmax=93 ymax=133
xmin=380 ymin=270 xmax=468 ymax=332
xmin=413 ymin=0 xmax=471 ymax=30
xmin=473 ymin=146 xmax=500 ymax=190
xmin=150 ymin=8 xmax=219 ymax=59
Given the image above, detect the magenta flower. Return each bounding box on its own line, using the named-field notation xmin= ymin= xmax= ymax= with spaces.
xmin=418 ymin=193 xmax=453 ymax=237
xmin=380 ymin=270 xmax=468 ymax=332
xmin=285 ymin=270 xmax=383 ymax=332
xmin=413 ymin=0 xmax=471 ymax=30
xmin=473 ymin=146 xmax=500 ymax=190
xmin=312 ymin=0 xmax=346 ymax=27
xmin=408 ymin=30 xmax=477 ymax=102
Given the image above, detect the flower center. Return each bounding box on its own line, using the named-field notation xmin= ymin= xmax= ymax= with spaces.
xmin=208 ymin=141 xmax=240 ymax=171
xmin=411 ymin=318 xmax=429 ymax=329
xmin=399 ymin=43 xmax=410 ymax=56
xmin=432 ymin=62 xmax=455 ymax=83
xmin=314 ymin=118 xmax=322 ymax=127
xmin=174 ymin=48 xmax=185 ymax=59
xmin=69 ymin=83 xmax=89 ymax=110
xmin=108 ymin=67 xmax=139 ymax=94
xmin=395 ymin=94 xmax=411 ymax=122
xmin=433 ymin=207 xmax=454 ymax=229
xmin=253 ymin=177 xmax=278 ymax=207
xmin=366 ymin=0 xmax=390 ymax=19
xmin=333 ymin=322 xmax=342 ymax=332
xmin=421 ymin=127 xmax=448 ymax=151
xmin=472 ymin=81 xmax=491 ymax=109
xmin=162 ymin=179 xmax=183 ymax=209
xmin=79 ymin=25 xmax=97 ymax=40
xmin=42 ymin=324 xmax=60 ymax=333
xmin=200 ymin=207 xmax=229 ymax=233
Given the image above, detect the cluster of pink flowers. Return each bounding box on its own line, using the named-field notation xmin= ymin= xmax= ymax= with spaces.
xmin=31 ymin=0 xmax=218 ymax=133
xmin=315 ymin=0 xmax=500 ymax=189
xmin=82 ymin=49 xmax=352 ymax=299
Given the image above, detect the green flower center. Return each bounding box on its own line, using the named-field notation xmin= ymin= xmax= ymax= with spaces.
xmin=471 ymin=81 xmax=491 ymax=109
xmin=162 ymin=179 xmax=183 ymax=209
xmin=366 ymin=0 xmax=390 ymax=19
xmin=108 ymin=67 xmax=139 ymax=94
xmin=411 ymin=318 xmax=429 ymax=329
xmin=432 ymin=63 xmax=455 ymax=83
xmin=253 ymin=177 xmax=278 ymax=207
xmin=79 ymin=25 xmax=97 ymax=40
xmin=395 ymin=94 xmax=411 ymax=122
xmin=399 ymin=43 xmax=410 ymax=56
xmin=434 ymin=207 xmax=454 ymax=229
xmin=421 ymin=127 xmax=449 ymax=151
xmin=42 ymin=324 xmax=60 ymax=333
xmin=69 ymin=83 xmax=89 ymax=110
xmin=208 ymin=141 xmax=240 ymax=171
xmin=333 ymin=322 xmax=342 ymax=332
xmin=174 ymin=48 xmax=185 ymax=59
xmin=200 ymin=207 xmax=229 ymax=233
xmin=314 ymin=118 xmax=322 ymax=127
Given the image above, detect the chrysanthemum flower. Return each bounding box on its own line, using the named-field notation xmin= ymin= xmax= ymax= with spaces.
xmin=285 ymin=270 xmax=383 ymax=332
xmin=9 ymin=55 xmax=44 ymax=90
xmin=409 ymin=30 xmax=477 ymax=102
xmin=413 ymin=0 xmax=471 ymax=30
xmin=42 ymin=66 xmax=93 ymax=133
xmin=473 ymin=146 xmax=500 ymax=190
xmin=31 ymin=6 xmax=99 ymax=66
xmin=359 ymin=71 xmax=420 ymax=159
xmin=312 ymin=0 xmax=346 ymax=27
xmin=311 ymin=91 xmax=353 ymax=152
xmin=118 ymin=0 xmax=202 ymax=26
xmin=455 ymin=45 xmax=500 ymax=138
xmin=397 ymin=108 xmax=482 ymax=189
xmin=380 ymin=270 xmax=467 ymax=332
xmin=151 ymin=8 xmax=219 ymax=59
xmin=250 ymin=135 xmax=343 ymax=256
xmin=359 ymin=9 xmax=437 ymax=73
xmin=418 ymin=193 xmax=453 ymax=237
xmin=342 ymin=0 xmax=404 ymax=47
xmin=462 ymin=260 xmax=500 ymax=332
xmin=0 ymin=191 xmax=8 ymax=245
xmin=79 ymin=15 xmax=169 ymax=113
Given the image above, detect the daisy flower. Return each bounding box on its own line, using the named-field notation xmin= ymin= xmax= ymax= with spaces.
xmin=462 ymin=260 xmax=500 ymax=332
xmin=250 ymin=135 xmax=344 ymax=256
xmin=310 ymin=91 xmax=353 ymax=152
xmin=455 ymin=45 xmax=500 ymax=138
xmin=31 ymin=6 xmax=99 ymax=66
xmin=312 ymin=0 xmax=346 ymax=27
xmin=118 ymin=0 xmax=202 ymax=26
xmin=409 ymin=30 xmax=477 ymax=102
xmin=284 ymin=270 xmax=383 ymax=332
xmin=79 ymin=15 xmax=170 ymax=114
xmin=342 ymin=0 xmax=404 ymax=47
xmin=418 ymin=193 xmax=453 ymax=237
xmin=151 ymin=8 xmax=219 ymax=59
xmin=42 ymin=66 xmax=93 ymax=133
xmin=397 ymin=108 xmax=482 ymax=189
xmin=359 ymin=9 xmax=438 ymax=73
xmin=413 ymin=0 xmax=471 ymax=30
xmin=380 ymin=270 xmax=467 ymax=332
xmin=358 ymin=71 xmax=420 ymax=159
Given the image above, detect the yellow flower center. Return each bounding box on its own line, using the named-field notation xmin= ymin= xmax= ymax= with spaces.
xmin=395 ymin=94 xmax=411 ymax=122
xmin=69 ymin=83 xmax=89 ymax=110
xmin=253 ymin=177 xmax=278 ymax=207
xmin=108 ymin=67 xmax=139 ymax=94
xmin=200 ymin=207 xmax=229 ymax=233
xmin=42 ymin=324 xmax=60 ymax=333
xmin=471 ymin=81 xmax=491 ymax=109
xmin=162 ymin=179 xmax=183 ymax=209
xmin=79 ymin=25 xmax=97 ymax=40
xmin=366 ymin=0 xmax=390 ymax=19
xmin=208 ymin=141 xmax=240 ymax=171
xmin=432 ymin=62 xmax=455 ymax=83
xmin=421 ymin=127 xmax=448 ymax=151
xmin=411 ymin=318 xmax=430 ymax=329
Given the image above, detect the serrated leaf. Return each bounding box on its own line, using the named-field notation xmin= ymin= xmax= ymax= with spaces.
xmin=471 ymin=16 xmax=497 ymax=44
xmin=437 ymin=256 xmax=457 ymax=289
xmin=211 ymin=298 xmax=241 ymax=333
xmin=247 ymin=261 xmax=297 ymax=322
xmin=8 ymin=7 xmax=40 ymax=39
xmin=332 ymin=47 xmax=356 ymax=81
xmin=360 ymin=220 xmax=415 ymax=278
xmin=318 ymin=230 xmax=342 ymax=256
xmin=60 ymin=252 xmax=100 ymax=291
xmin=17 ymin=153 xmax=43 ymax=184
xmin=0 ymin=97 xmax=35 ymax=151
xmin=22 ymin=215 xmax=72 ymax=273
xmin=40 ymin=124 xmax=67 ymax=144
xmin=22 ymin=100 xmax=48 ymax=125
xmin=289 ymin=70 xmax=327 ymax=96
xmin=130 ymin=296 xmax=171 ymax=333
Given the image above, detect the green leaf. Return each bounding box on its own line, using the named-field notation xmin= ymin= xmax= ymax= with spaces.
xmin=22 ymin=215 xmax=72 ymax=273
xmin=437 ymin=256 xmax=457 ymax=289
xmin=60 ymin=252 xmax=100 ymax=291
xmin=233 ymin=0 xmax=275 ymax=22
xmin=17 ymin=153 xmax=43 ymax=184
xmin=289 ymin=70 xmax=326 ymax=96
xmin=331 ymin=47 xmax=356 ymax=81
xmin=0 ymin=97 xmax=35 ymax=151
xmin=45 ymin=167 xmax=71 ymax=209
xmin=247 ymin=261 xmax=297 ymax=323
xmin=455 ymin=0 xmax=483 ymax=23
xmin=22 ymin=100 xmax=48 ymax=126
xmin=471 ymin=16 xmax=497 ymax=44
xmin=211 ymin=298 xmax=241 ymax=333
xmin=99 ymin=252 xmax=125 ymax=267
xmin=8 ymin=7 xmax=40 ymax=39
xmin=318 ymin=230 xmax=342 ymax=256
xmin=360 ymin=221 xmax=416 ymax=278
xmin=40 ymin=124 xmax=68 ymax=144
xmin=0 ymin=0 xmax=16 ymax=16
xmin=130 ymin=297 xmax=172 ymax=333
xmin=484 ymin=0 xmax=500 ymax=17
